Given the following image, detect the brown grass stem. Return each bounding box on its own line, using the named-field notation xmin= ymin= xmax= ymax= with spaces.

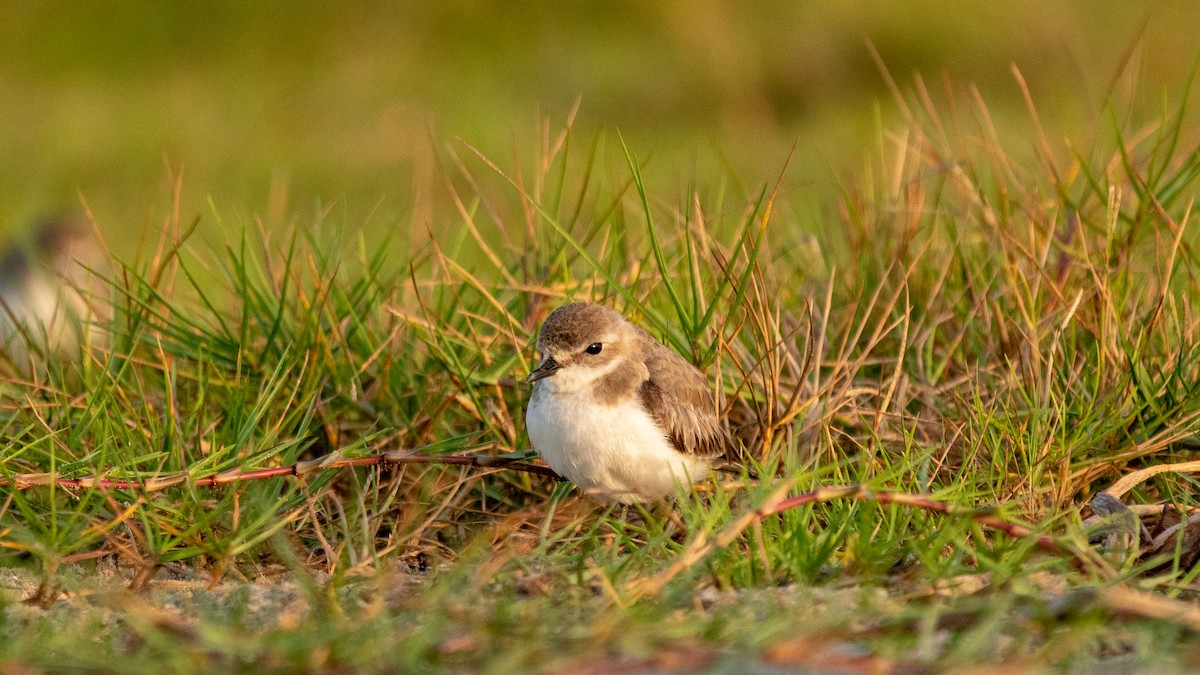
xmin=3 ymin=451 xmax=562 ymax=493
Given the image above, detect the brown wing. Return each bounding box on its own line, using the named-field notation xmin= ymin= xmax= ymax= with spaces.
xmin=637 ymin=340 xmax=731 ymax=460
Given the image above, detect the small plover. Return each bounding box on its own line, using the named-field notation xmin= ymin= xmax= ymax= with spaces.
xmin=526 ymin=302 xmax=732 ymax=503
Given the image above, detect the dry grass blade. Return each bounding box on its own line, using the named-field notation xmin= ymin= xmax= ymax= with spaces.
xmin=1102 ymin=460 xmax=1200 ymax=499
xmin=1098 ymin=585 xmax=1200 ymax=632
xmin=1148 ymin=511 xmax=1200 ymax=552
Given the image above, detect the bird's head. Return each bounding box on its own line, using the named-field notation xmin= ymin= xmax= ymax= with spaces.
xmin=527 ymin=302 xmax=642 ymax=392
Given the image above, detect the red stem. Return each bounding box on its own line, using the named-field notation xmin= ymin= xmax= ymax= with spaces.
xmin=4 ymin=452 xmax=561 ymax=493
xmin=763 ymin=485 xmax=1072 ymax=560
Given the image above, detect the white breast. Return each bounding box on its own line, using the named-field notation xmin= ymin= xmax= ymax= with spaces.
xmin=527 ymin=383 xmax=711 ymax=503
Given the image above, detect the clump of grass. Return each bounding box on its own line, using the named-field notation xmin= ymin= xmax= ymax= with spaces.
xmin=0 ymin=72 xmax=1199 ymax=669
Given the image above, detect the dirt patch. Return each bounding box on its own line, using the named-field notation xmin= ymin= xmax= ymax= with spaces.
xmin=0 ymin=562 xmax=327 ymax=634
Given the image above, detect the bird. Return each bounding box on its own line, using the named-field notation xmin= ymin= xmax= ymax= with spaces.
xmin=0 ymin=217 xmax=105 ymax=362
xmin=525 ymin=301 xmax=733 ymax=504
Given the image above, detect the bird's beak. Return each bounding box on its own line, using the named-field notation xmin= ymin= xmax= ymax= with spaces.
xmin=526 ymin=357 xmax=560 ymax=383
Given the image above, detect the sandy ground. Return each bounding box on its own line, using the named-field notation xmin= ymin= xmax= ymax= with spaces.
xmin=0 ymin=561 xmax=327 ymax=637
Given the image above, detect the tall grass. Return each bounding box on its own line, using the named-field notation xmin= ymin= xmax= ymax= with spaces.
xmin=0 ymin=74 xmax=1198 ymax=669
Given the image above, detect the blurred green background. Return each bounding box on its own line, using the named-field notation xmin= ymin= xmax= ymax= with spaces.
xmin=0 ymin=1 xmax=1196 ymax=254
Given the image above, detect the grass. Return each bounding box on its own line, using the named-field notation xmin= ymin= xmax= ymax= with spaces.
xmin=1 ymin=71 xmax=1200 ymax=671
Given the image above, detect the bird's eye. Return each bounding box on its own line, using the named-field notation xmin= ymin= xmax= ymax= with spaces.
xmin=585 ymin=342 xmax=603 ymax=355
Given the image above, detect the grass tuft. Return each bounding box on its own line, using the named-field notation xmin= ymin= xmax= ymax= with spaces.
xmin=1 ymin=70 xmax=1200 ymax=669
